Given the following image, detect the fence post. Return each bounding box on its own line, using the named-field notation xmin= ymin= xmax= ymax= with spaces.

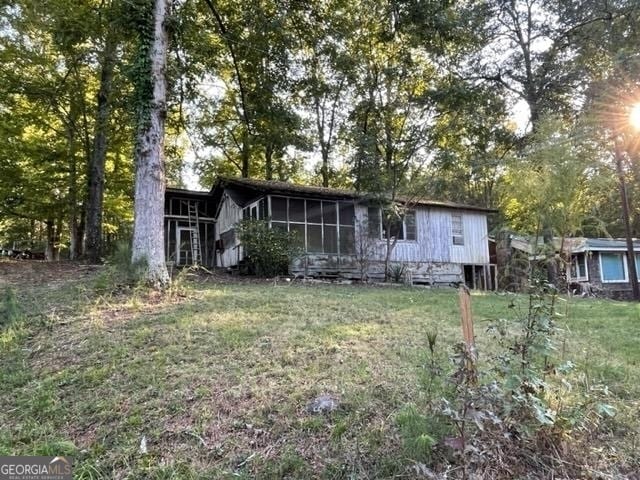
xmin=458 ymin=285 xmax=477 ymax=383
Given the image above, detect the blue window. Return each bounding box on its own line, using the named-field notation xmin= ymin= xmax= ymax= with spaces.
xmin=600 ymin=253 xmax=627 ymax=282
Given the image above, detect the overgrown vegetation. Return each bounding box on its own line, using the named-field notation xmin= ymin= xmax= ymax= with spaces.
xmin=415 ymin=280 xmax=620 ymax=478
xmin=94 ymin=240 xmax=147 ymax=293
xmin=236 ymin=219 xmax=302 ymax=277
xmin=1 ymin=262 xmax=639 ymax=478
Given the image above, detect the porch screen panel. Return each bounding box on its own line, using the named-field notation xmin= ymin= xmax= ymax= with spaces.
xmin=259 ymin=199 xmax=266 ymax=219
xmin=306 ymin=200 xmax=322 ymax=252
xmin=322 ymin=201 xmax=337 ymax=253
xmin=307 ymin=224 xmax=323 ymax=252
xmin=290 ymin=223 xmax=305 ymax=249
xmin=272 ymin=222 xmax=287 ymax=232
xmin=167 ymin=221 xmax=176 ymax=262
xmin=307 ymin=200 xmax=322 ymax=223
xmin=601 ymin=253 xmax=626 ymax=281
xmin=323 ymin=225 xmax=338 ymax=253
xmin=323 ymin=201 xmax=337 ymax=224
xmin=271 ymin=197 xmax=287 ymax=221
xmin=339 ymin=203 xmax=355 ymax=225
xmin=339 ymin=226 xmax=355 ymax=254
xmin=289 ymin=199 xmax=305 ymax=222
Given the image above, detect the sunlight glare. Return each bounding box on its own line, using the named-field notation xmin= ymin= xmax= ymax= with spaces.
xmin=630 ymin=103 xmax=640 ymax=131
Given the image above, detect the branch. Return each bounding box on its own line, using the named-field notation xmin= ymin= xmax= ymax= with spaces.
xmin=201 ymin=0 xmax=253 ymax=134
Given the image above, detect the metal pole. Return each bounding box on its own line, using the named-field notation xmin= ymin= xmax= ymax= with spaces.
xmin=615 ymin=139 xmax=640 ymax=300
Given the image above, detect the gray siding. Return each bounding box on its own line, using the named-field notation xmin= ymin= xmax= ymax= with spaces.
xmin=354 ymin=205 xmax=489 ymax=264
xmin=215 ymin=194 xmax=242 ymax=267
xmin=215 ymin=189 xmax=491 ymax=285
xmin=449 ymin=210 xmax=491 ymax=264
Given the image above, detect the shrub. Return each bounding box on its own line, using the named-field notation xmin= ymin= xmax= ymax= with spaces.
xmin=236 ymin=219 xmax=303 ymax=277
xmin=389 ymin=263 xmax=406 ymax=283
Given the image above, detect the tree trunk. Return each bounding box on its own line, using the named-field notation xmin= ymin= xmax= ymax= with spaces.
xmin=321 ymin=148 xmax=329 ymax=188
xmin=265 ymin=143 xmax=273 ymax=180
xmin=55 ymin=217 xmax=63 ymax=261
xmin=76 ymin=206 xmax=85 ymax=258
xmin=542 ymin=227 xmax=558 ymax=286
xmin=67 ymin=97 xmax=79 ymax=260
xmin=241 ymin=129 xmax=250 ymax=178
xmin=86 ymin=35 xmax=117 ymax=263
xmin=131 ymin=0 xmax=170 ymax=288
xmin=616 ymin=140 xmax=640 ymax=300
xmin=45 ymin=220 xmax=55 ymax=261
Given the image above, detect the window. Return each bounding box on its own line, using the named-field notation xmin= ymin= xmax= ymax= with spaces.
xmin=289 ymin=199 xmax=305 ymax=222
xmin=635 ymin=254 xmax=640 ymax=280
xmin=268 ymin=196 xmax=355 ymax=255
xmin=452 ymin=214 xmax=464 ymax=245
xmin=600 ymin=253 xmax=627 ymax=282
xmin=339 ymin=203 xmax=355 ymax=254
xmin=243 ymin=200 xmax=265 ymax=221
xmin=368 ymin=207 xmax=416 ymax=241
xmin=569 ymin=253 xmax=587 ymax=281
xmin=384 ymin=215 xmax=404 ymax=240
xmin=405 ymin=211 xmax=417 ymax=241
xmin=368 ymin=207 xmax=381 ymax=239
xmin=322 ymin=201 xmax=338 ymax=253
xmin=271 ymin=197 xmax=287 ymax=221
xmin=307 ymin=224 xmax=323 ymax=252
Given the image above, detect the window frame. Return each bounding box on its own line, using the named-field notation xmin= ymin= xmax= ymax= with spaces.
xmin=267 ymin=195 xmax=356 ymax=255
xmin=569 ymin=253 xmax=588 ymax=281
xmin=368 ymin=207 xmax=417 ymax=242
xmin=452 ymin=213 xmax=464 ymax=246
xmin=242 ymin=200 xmax=264 ymax=221
xmin=599 ymin=252 xmax=629 ymax=283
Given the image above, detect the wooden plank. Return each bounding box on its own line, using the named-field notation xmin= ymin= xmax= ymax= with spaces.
xmin=458 ymin=285 xmax=477 ymax=382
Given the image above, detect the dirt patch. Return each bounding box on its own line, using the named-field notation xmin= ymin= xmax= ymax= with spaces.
xmin=0 ymin=259 xmax=103 ymax=288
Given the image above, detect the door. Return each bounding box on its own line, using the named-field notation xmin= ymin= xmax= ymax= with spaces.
xmin=177 ymin=227 xmax=195 ymax=265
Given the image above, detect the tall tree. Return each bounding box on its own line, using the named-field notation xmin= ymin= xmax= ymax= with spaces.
xmin=130 ymin=0 xmax=170 ymax=286
xmin=294 ymin=0 xmax=353 ymax=187
xmin=85 ymin=20 xmax=119 ymax=263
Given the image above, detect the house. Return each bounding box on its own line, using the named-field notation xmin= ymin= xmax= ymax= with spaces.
xmin=502 ymin=233 xmax=640 ymax=299
xmin=164 ymin=187 xmax=216 ymax=267
xmin=164 ymin=177 xmax=497 ymax=288
xmin=566 ymin=238 xmax=640 ymax=300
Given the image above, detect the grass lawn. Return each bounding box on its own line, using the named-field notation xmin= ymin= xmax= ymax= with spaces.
xmin=1 ymin=261 xmax=640 ymax=478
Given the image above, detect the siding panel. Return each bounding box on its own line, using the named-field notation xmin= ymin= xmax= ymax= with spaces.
xmin=355 ymin=205 xmax=458 ymax=263
xmin=449 ymin=210 xmax=490 ymax=264
xmin=215 ymin=194 xmax=243 ymax=267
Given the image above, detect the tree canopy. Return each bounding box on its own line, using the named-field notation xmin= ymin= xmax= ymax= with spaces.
xmin=1 ymin=0 xmax=640 ymax=257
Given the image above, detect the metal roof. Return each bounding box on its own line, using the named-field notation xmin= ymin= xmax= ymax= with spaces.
xmin=581 ymin=238 xmax=640 ymax=251
xmin=509 ymin=235 xmax=640 ymax=254
xmin=165 ymin=187 xmax=210 ymax=196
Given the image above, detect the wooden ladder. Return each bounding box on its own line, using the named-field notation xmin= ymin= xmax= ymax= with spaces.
xmin=187 ymin=201 xmax=202 ymax=265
